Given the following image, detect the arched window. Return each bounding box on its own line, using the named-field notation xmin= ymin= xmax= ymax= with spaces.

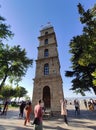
xmin=44 ymin=63 xmax=49 ymax=75
xmin=45 ymin=39 xmax=48 ymax=44
xmin=45 ymin=32 xmax=48 ymax=35
xmin=44 ymin=49 xmax=48 ymax=57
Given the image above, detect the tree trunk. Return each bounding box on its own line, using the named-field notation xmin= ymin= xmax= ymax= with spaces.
xmin=92 ymin=86 xmax=96 ymax=95
xmin=0 ymin=74 xmax=8 ymax=90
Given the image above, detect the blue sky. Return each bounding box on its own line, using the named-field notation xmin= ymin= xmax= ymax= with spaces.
xmin=0 ymin=0 xmax=96 ymax=99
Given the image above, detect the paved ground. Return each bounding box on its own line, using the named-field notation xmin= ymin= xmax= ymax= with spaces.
xmin=0 ymin=105 xmax=96 ymax=130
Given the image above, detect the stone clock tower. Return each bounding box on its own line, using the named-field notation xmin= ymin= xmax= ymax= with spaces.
xmin=32 ymin=24 xmax=64 ymax=113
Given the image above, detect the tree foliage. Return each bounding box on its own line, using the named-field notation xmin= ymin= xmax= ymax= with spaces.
xmin=0 ymin=85 xmax=28 ymax=100
xmin=0 ymin=15 xmax=14 ymax=41
xmin=14 ymin=86 xmax=27 ymax=99
xmin=0 ymin=85 xmax=15 ymax=99
xmin=0 ymin=44 xmax=33 ymax=90
xmin=0 ymin=15 xmax=33 ymax=90
xmin=65 ymin=3 xmax=96 ymax=95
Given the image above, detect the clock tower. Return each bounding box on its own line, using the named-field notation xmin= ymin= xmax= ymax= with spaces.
xmin=32 ymin=24 xmax=64 ymax=113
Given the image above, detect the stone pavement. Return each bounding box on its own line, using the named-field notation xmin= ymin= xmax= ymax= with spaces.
xmin=0 ymin=106 xmax=96 ymax=130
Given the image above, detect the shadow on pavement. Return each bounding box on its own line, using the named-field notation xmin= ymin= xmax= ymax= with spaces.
xmin=43 ymin=125 xmax=69 ymax=130
xmin=0 ymin=109 xmax=96 ymax=130
xmin=0 ymin=125 xmax=33 ymax=130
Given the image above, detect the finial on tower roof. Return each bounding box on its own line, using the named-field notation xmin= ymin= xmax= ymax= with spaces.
xmin=40 ymin=22 xmax=53 ymax=31
xmin=47 ymin=22 xmax=51 ymax=24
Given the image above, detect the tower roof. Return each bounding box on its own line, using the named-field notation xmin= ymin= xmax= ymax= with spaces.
xmin=40 ymin=23 xmax=53 ymax=31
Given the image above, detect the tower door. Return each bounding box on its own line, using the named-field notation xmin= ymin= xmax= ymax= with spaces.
xmin=43 ymin=86 xmax=51 ymax=109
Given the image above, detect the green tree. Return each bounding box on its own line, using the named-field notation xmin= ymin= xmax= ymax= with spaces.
xmin=65 ymin=3 xmax=96 ymax=95
xmin=0 ymin=14 xmax=14 ymax=89
xmin=0 ymin=94 xmax=3 ymax=100
xmin=25 ymin=95 xmax=31 ymax=100
xmin=0 ymin=44 xmax=33 ymax=90
xmin=78 ymin=4 xmax=96 ymax=88
xmin=0 ymin=14 xmax=33 ymax=90
xmin=0 ymin=15 xmax=13 ymax=41
xmin=14 ymin=86 xmax=27 ymax=101
xmin=0 ymin=85 xmax=15 ymax=99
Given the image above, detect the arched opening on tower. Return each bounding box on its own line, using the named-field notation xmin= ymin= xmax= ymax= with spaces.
xmin=43 ymin=86 xmax=51 ymax=109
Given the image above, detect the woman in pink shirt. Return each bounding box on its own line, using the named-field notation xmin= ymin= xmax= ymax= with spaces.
xmin=34 ymin=99 xmax=43 ymax=130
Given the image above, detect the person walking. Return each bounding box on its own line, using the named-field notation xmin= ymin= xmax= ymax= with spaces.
xmin=19 ymin=101 xmax=26 ymax=118
xmin=84 ymin=99 xmax=87 ymax=109
xmin=33 ymin=99 xmax=43 ymax=130
xmin=1 ymin=99 xmax=9 ymax=115
xmin=74 ymin=99 xmax=80 ymax=116
xmin=60 ymin=99 xmax=68 ymax=126
xmin=24 ymin=101 xmax=32 ymax=126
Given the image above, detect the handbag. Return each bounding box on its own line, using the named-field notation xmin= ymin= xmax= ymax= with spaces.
xmin=33 ymin=117 xmax=40 ymax=125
